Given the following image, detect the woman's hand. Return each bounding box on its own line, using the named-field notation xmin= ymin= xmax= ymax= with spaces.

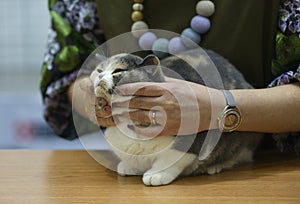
xmin=69 ymin=77 xmax=116 ymax=127
xmin=113 ymin=77 xmax=225 ymax=137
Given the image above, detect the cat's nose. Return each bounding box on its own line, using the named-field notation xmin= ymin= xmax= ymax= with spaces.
xmin=98 ymin=72 xmax=105 ymax=79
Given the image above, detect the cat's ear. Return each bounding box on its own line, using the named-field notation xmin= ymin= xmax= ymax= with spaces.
xmin=139 ymin=55 xmax=163 ymax=77
xmin=139 ymin=55 xmax=160 ymax=67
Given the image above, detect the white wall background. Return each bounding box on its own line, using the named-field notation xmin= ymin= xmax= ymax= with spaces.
xmin=0 ymin=0 xmax=106 ymax=149
xmin=0 ymin=0 xmax=49 ymax=92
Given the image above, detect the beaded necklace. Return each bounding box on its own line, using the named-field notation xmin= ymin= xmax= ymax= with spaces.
xmin=130 ymin=0 xmax=215 ymax=58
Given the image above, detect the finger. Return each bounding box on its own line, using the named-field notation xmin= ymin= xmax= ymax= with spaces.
xmin=113 ymin=96 xmax=159 ymax=110
xmin=116 ymin=82 xmax=165 ymax=97
xmin=96 ymin=116 xmax=116 ymax=127
xmin=95 ymin=97 xmax=109 ymax=109
xmin=122 ymin=110 xmax=151 ymax=124
xmin=95 ymin=105 xmax=112 ymax=118
xmin=122 ymin=110 xmax=164 ymax=125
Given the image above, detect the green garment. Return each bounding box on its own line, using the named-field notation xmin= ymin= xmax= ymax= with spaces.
xmin=96 ymin=0 xmax=280 ymax=88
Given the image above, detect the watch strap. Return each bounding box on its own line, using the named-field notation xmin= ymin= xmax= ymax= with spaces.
xmin=222 ymin=90 xmax=236 ymax=108
xmin=218 ymin=90 xmax=242 ymax=132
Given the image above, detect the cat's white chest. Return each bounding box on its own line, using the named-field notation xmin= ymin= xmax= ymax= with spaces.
xmin=105 ymin=125 xmax=174 ymax=158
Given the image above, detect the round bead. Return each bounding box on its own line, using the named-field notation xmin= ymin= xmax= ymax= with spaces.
xmin=196 ymin=0 xmax=215 ymax=17
xmin=181 ymin=28 xmax=201 ymax=48
xmin=168 ymin=37 xmax=187 ymax=54
xmin=131 ymin=21 xmax=149 ymax=38
xmin=132 ymin=3 xmax=144 ymax=11
xmin=131 ymin=11 xmax=143 ymax=22
xmin=152 ymin=38 xmax=169 ymax=58
xmin=139 ymin=32 xmax=157 ymax=50
xmin=190 ymin=15 xmax=211 ymax=34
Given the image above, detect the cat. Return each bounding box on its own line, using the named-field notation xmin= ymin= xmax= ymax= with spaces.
xmin=89 ymin=49 xmax=262 ymax=186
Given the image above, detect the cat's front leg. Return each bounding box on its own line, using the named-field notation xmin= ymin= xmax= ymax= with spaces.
xmin=117 ymin=161 xmax=140 ymax=176
xmin=117 ymin=158 xmax=151 ymax=176
xmin=142 ymin=150 xmax=197 ymax=186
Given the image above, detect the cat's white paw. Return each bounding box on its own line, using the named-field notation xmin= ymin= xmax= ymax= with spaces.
xmin=142 ymin=172 xmax=176 ymax=186
xmin=207 ymin=166 xmax=222 ymax=175
xmin=117 ymin=162 xmax=140 ymax=176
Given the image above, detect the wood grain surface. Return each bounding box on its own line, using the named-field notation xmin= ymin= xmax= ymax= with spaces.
xmin=0 ymin=149 xmax=299 ymax=204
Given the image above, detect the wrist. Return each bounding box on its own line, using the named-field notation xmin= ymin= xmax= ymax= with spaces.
xmin=218 ymin=90 xmax=242 ymax=132
xmin=196 ymin=87 xmax=226 ymax=132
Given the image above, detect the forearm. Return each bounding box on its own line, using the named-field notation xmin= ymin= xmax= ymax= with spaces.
xmin=232 ymin=83 xmax=300 ymax=133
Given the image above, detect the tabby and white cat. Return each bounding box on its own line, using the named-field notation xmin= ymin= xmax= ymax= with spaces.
xmin=89 ymin=50 xmax=262 ymax=186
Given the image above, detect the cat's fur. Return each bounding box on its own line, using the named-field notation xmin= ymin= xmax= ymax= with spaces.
xmin=90 ymin=50 xmax=262 ymax=186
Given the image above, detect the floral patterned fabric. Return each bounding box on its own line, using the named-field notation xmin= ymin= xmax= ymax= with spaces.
xmin=40 ymin=0 xmax=105 ymax=139
xmin=40 ymin=0 xmax=300 ymax=154
xmin=269 ymin=0 xmax=300 ymax=155
xmin=268 ymin=66 xmax=300 ymax=87
xmin=271 ymin=0 xmax=300 ymax=82
xmin=278 ymin=0 xmax=300 ymax=36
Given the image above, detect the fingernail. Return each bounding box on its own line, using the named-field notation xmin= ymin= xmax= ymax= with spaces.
xmin=103 ymin=105 xmax=111 ymax=114
xmin=97 ymin=98 xmax=108 ymax=108
xmin=98 ymin=98 xmax=103 ymax=107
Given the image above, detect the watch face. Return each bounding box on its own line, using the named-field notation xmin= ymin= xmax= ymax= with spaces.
xmin=219 ymin=107 xmax=241 ymax=132
xmin=224 ymin=112 xmax=239 ymax=128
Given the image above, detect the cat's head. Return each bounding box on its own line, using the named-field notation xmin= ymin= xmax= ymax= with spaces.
xmin=90 ymin=53 xmax=165 ymax=103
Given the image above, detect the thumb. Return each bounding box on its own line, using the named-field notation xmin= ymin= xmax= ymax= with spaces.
xmin=79 ymin=77 xmax=94 ymax=94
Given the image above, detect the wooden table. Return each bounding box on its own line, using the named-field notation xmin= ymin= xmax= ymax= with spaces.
xmin=0 ymin=149 xmax=299 ymax=204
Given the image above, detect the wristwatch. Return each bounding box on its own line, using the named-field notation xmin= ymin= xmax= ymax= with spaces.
xmin=218 ymin=90 xmax=242 ymax=132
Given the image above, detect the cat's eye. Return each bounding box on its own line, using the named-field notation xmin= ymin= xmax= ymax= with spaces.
xmin=112 ymin=68 xmax=125 ymax=74
xmin=97 ymin=69 xmax=102 ymax=73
